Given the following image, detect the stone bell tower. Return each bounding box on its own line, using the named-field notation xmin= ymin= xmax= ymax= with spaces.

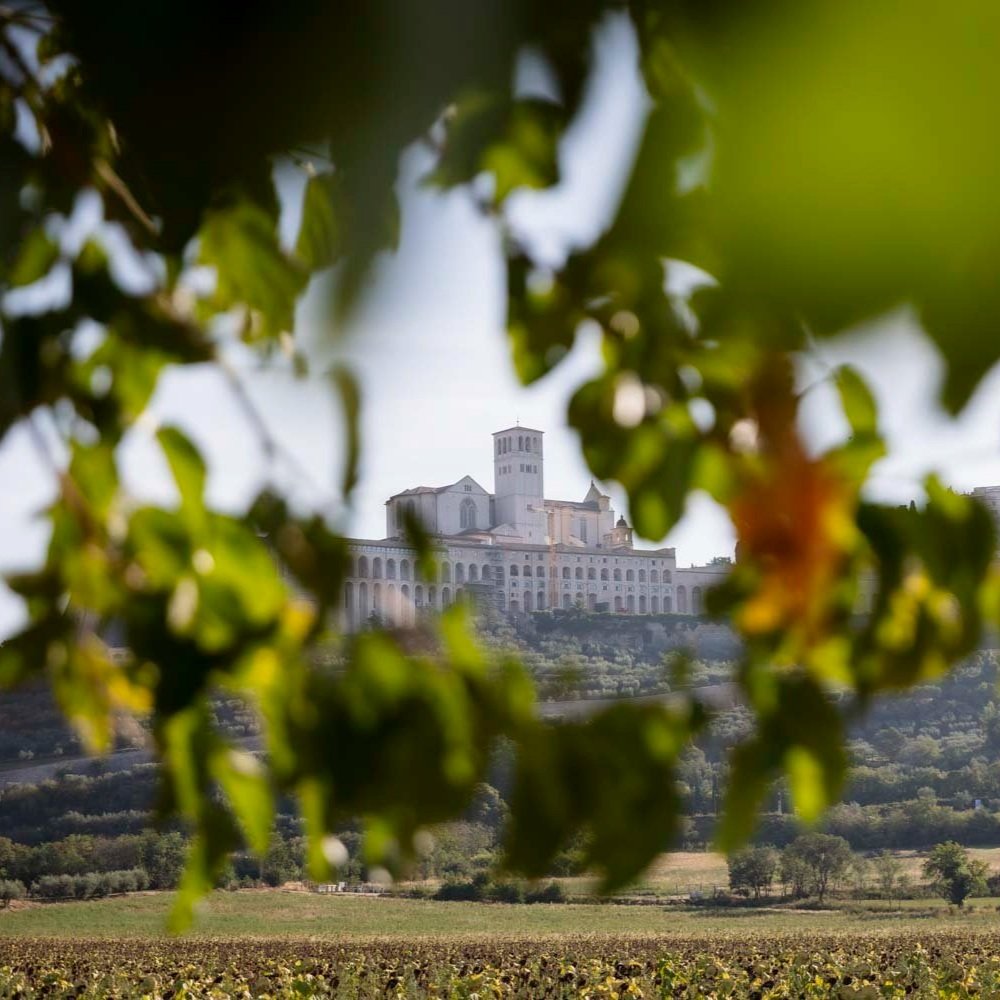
xmin=492 ymin=425 xmax=545 ymax=542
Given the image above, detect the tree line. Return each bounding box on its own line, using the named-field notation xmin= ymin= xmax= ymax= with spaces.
xmin=728 ymin=836 xmax=992 ymax=907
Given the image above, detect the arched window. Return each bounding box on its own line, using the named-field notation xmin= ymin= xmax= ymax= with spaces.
xmin=494 ymin=566 xmax=504 ymax=583
xmin=428 ymin=585 xmax=437 ymax=607
xmin=537 ymin=591 xmax=545 ymax=610
xmin=562 ymin=567 xmax=570 ymax=580
xmin=638 ymin=569 xmax=646 ymax=583
xmin=386 ymin=558 xmax=396 ymax=580
xmin=510 ymin=564 xmax=519 ymax=577
xmin=373 ymin=557 xmax=383 ymax=579
xmin=627 ymin=595 xmax=635 ymax=613
xmin=460 ymin=498 xmax=477 ymax=530
xmin=575 ymin=567 xmax=584 ymax=580
xmin=576 ymin=592 xmax=584 ymax=608
xmin=441 ymin=562 xmax=451 ymax=583
xmin=601 ymin=569 xmax=609 ymax=581
xmin=400 ymin=559 xmax=410 ymax=581
xmin=562 ymin=594 xmax=572 ymax=609
xmin=613 ymin=568 xmax=622 ymax=582
xmin=663 ymin=595 xmax=672 ymax=612
xmin=650 ymin=570 xmax=659 ymax=584
xmin=639 ymin=595 xmax=647 ymax=613
xmin=677 ymin=585 xmax=688 ymax=614
xmin=373 ymin=582 xmax=382 ymax=612
xmin=469 ymin=564 xmax=479 ymax=582
xmin=651 ymin=595 xmax=660 ymax=613
xmin=455 ymin=563 xmax=465 ymax=583
xmin=626 ymin=569 xmax=634 ymax=582
xmin=442 ymin=586 xmax=451 ymax=607
xmin=536 ymin=565 xmax=544 ymax=578
xmin=587 ymin=593 xmax=597 ymax=611
xmin=510 ymin=599 xmax=519 ymax=613
xmin=414 ymin=584 xmax=423 ymax=607
xmin=358 ymin=556 xmax=369 ymax=578
xmin=614 ymin=596 xmax=623 ymax=612
xmin=524 ymin=591 xmax=533 ymax=612
xmin=518 ymin=435 xmax=523 ymax=450
xmin=663 ymin=570 xmax=672 ymax=582
xmin=692 ymin=586 xmax=703 ymax=615
xmin=497 ymin=592 xmax=506 ymax=612
xmin=481 ymin=565 xmax=491 ymax=582
xmin=359 ymin=582 xmax=368 ymax=616
xmin=587 ymin=567 xmax=596 ymax=581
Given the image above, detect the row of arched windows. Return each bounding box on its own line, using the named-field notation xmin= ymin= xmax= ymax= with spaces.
xmin=496 ymin=433 xmax=540 ymax=456
xmin=343 ymin=581 xmax=480 ymax=627
xmin=349 ymin=555 xmax=677 ymax=587
xmin=342 ymin=579 xmax=703 ymax=627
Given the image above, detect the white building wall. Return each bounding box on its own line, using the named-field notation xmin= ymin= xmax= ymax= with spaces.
xmin=434 ymin=479 xmax=490 ymax=535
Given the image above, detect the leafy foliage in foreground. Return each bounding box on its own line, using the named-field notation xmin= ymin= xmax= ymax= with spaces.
xmin=3 ymin=0 xmax=1000 ymax=927
xmin=2 ymin=934 xmax=1000 ymax=998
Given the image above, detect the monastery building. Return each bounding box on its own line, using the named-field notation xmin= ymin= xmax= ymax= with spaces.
xmin=341 ymin=426 xmax=729 ymax=630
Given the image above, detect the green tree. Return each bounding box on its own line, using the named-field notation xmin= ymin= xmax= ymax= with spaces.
xmin=261 ymin=836 xmax=300 ymax=888
xmin=871 ymin=851 xmax=906 ymax=902
xmin=923 ymin=841 xmax=989 ymax=907
xmin=782 ymin=834 xmax=853 ymax=903
xmin=727 ymin=846 xmax=777 ymax=900
xmin=0 ymin=879 xmax=24 ymax=908
xmin=1 ymin=1 xmax=1000 ymax=928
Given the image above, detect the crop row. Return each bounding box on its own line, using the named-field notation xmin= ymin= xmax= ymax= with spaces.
xmin=0 ymin=933 xmax=998 ymax=998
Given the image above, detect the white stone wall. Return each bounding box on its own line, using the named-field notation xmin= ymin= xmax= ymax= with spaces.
xmin=386 ymin=492 xmax=438 ymax=537
xmin=434 ymin=479 xmax=491 ymax=536
xmin=339 ymin=540 xmax=708 ymax=630
xmin=672 ymin=564 xmax=730 ymax=615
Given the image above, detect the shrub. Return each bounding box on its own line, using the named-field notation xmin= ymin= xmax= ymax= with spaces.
xmin=525 ymin=881 xmax=565 ymax=904
xmin=485 ymin=880 xmax=523 ymax=904
xmin=434 ymin=879 xmax=483 ymax=901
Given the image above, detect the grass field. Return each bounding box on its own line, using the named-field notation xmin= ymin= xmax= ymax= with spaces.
xmin=3 ymin=889 xmax=1000 ymax=939
xmin=556 ymin=846 xmax=1000 ymax=896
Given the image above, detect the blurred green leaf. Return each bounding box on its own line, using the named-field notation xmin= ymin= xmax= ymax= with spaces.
xmin=718 ymin=674 xmax=846 ymax=852
xmin=330 ymin=365 xmax=361 ymax=499
xmin=834 ymin=365 xmax=878 ymax=438
xmin=295 ymin=172 xmax=344 ymax=272
xmin=157 ymin=426 xmax=207 ymax=514
xmin=199 ymin=200 xmax=307 ymax=341
xmin=8 ymin=229 xmax=59 ymax=286
xmin=428 ymin=94 xmax=564 ymax=205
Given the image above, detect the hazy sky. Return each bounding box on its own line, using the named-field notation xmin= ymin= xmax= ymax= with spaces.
xmin=2 ymin=14 xmax=1000 ymax=639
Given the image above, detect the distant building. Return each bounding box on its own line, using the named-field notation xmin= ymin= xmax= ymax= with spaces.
xmin=972 ymin=486 xmax=1000 ymax=534
xmin=340 ymin=425 xmax=729 ymax=630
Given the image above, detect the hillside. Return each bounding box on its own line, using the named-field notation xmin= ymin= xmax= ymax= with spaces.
xmin=1 ymin=615 xmax=999 ymax=859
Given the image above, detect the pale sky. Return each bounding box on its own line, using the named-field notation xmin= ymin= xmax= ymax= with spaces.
xmin=2 ymin=14 xmax=1000 ymax=639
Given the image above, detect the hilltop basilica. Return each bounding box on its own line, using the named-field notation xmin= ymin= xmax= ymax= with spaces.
xmin=340 ymin=425 xmax=729 ymax=630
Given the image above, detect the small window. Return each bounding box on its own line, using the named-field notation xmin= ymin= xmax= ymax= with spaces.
xmin=464 ymin=484 xmax=472 ymax=492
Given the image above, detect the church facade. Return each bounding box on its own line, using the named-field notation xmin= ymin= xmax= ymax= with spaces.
xmin=340 ymin=425 xmax=729 ymax=630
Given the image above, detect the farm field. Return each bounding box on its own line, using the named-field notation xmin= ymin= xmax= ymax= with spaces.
xmin=3 ymin=889 xmax=1000 ymax=939
xmin=3 ymin=930 xmax=1000 ymax=997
